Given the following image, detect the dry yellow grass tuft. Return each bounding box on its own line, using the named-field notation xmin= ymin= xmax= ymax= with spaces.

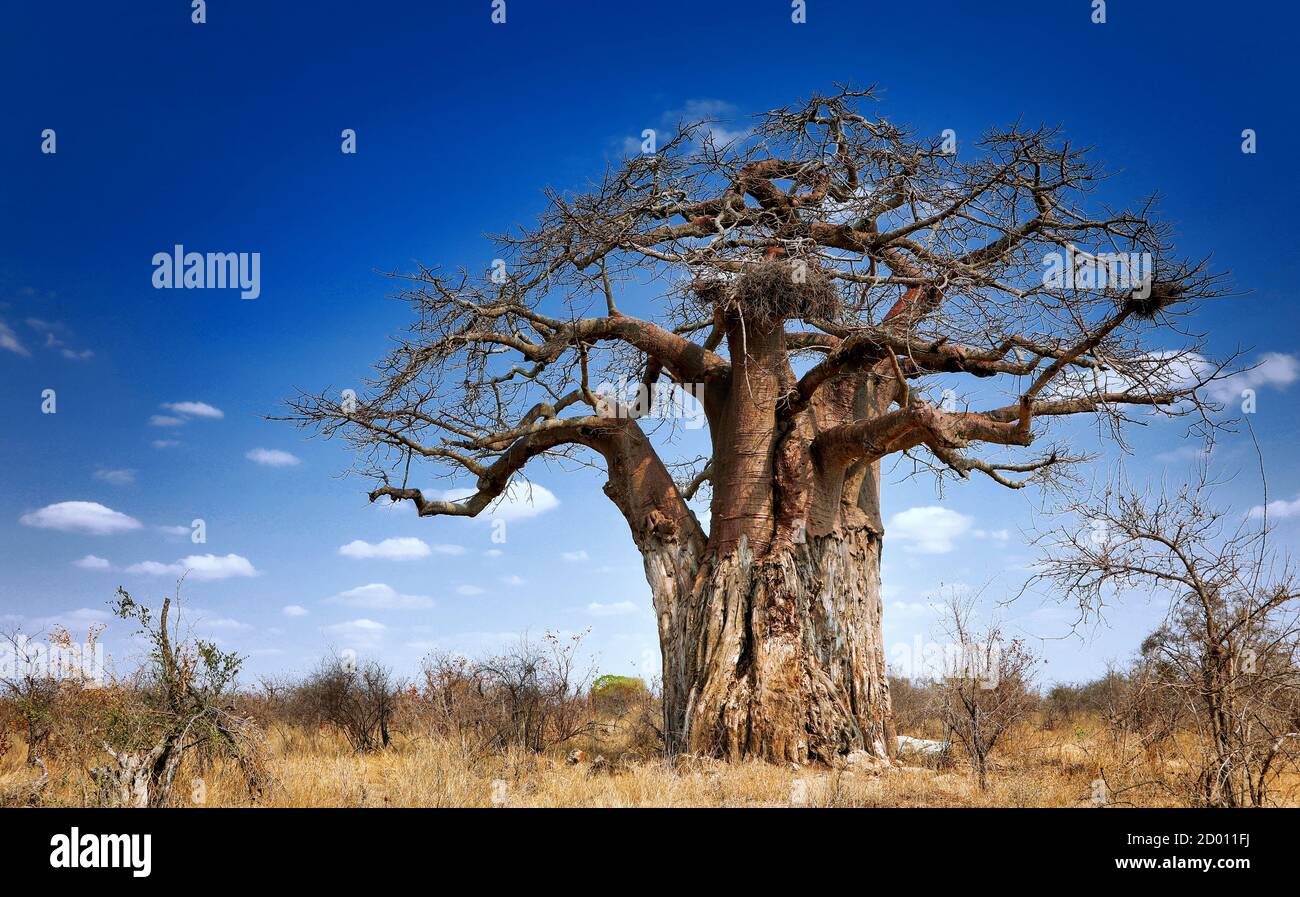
xmin=3 ymin=716 xmax=1296 ymax=808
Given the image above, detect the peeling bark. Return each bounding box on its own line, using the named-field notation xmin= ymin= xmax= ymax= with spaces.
xmin=616 ymin=311 xmax=896 ymax=765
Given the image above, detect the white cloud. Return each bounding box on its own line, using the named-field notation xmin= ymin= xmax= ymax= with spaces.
xmin=152 ymin=439 xmax=180 ymax=449
xmin=328 ymin=583 xmax=434 ymax=610
xmin=0 ymin=320 xmax=29 ymax=356
xmin=626 ymin=99 xmax=749 ymax=153
xmin=150 ymin=415 xmax=185 ymax=427
xmin=586 ymin=600 xmax=639 ymax=617
xmin=94 ymin=468 xmax=136 ymax=486
xmin=73 ymin=554 xmax=111 ymax=570
xmin=432 ymin=543 xmax=466 ymax=556
xmin=501 ymin=574 xmax=525 ymax=586
xmin=282 ymin=605 xmax=309 ymax=618
xmin=156 ymin=524 xmax=190 ymax=537
xmin=191 ymin=614 xmax=252 ymax=632
xmin=886 ymin=600 xmax=938 ymax=618
xmin=1154 ymin=444 xmax=1212 ymax=464
xmin=1206 ymin=352 xmax=1300 ymax=404
xmin=1248 ymin=494 xmax=1300 ymax=521
xmin=562 ymin=550 xmax=589 ymax=562
xmin=246 ymin=448 xmax=300 ymax=467
xmin=125 ymin=553 xmax=258 ymax=581
xmin=973 ymin=528 xmax=1011 ymax=544
xmin=455 ymin=585 xmax=486 ymax=596
xmin=27 ymin=319 xmax=91 ymax=360
xmin=438 ymin=481 xmax=558 ymax=521
xmin=338 ymin=537 xmax=431 ymax=561
xmin=483 ymin=549 xmax=503 ymax=558
xmin=323 ymin=618 xmax=386 ymax=648
xmin=24 ymin=607 xmax=113 ymax=632
xmin=20 ymin=501 xmax=143 ymax=535
xmin=888 ymin=506 xmax=972 ymax=554
xmin=404 ymin=630 xmax=518 ymax=656
xmin=161 ymin=401 xmax=224 ymax=419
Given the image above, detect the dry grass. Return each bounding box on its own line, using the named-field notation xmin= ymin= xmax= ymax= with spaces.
xmin=7 ymin=714 xmax=1295 ymax=808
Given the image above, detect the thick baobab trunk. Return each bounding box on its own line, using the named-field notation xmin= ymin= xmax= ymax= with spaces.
xmin=625 ymin=308 xmax=897 ymax=765
xmin=673 ymin=528 xmax=893 ymax=764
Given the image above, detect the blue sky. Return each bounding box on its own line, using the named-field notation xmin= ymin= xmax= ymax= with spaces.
xmin=3 ymin=0 xmax=1299 ymax=687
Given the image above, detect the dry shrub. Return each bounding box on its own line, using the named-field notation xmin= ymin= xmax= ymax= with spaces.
xmin=292 ymin=654 xmax=403 ymax=753
xmin=416 ymin=633 xmax=596 ymax=756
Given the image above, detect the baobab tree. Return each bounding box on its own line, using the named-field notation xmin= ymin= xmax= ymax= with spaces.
xmin=286 ymin=85 xmax=1228 ymax=764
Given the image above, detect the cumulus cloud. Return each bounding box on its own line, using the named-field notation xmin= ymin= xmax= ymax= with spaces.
xmin=125 ymin=553 xmax=258 ymax=581
xmin=94 ymin=468 xmax=136 ymax=486
xmin=623 ymin=99 xmax=748 ymax=155
xmin=973 ymin=528 xmax=1011 ymax=544
xmin=586 ymin=600 xmax=639 ymax=617
xmin=886 ymin=600 xmax=939 ymax=619
xmin=161 ymin=401 xmax=224 ymax=419
xmin=1050 ymin=350 xmax=1300 ymax=411
xmin=323 ymin=618 xmax=386 ymax=648
xmin=149 ymin=415 xmax=185 ymax=427
xmin=501 ymin=574 xmax=525 ymax=586
xmin=246 ymin=448 xmax=300 ymax=467
xmin=20 ymin=501 xmax=143 ymax=535
xmin=1204 ymin=352 xmax=1300 ymax=404
xmin=24 ymin=607 xmax=113 ymax=632
xmin=562 ymin=550 xmax=589 ymax=562
xmin=327 ymin=583 xmax=434 ymax=610
xmin=1248 ymin=494 xmax=1300 ymax=521
xmin=1154 ymin=444 xmax=1213 ymax=464
xmin=189 ymin=613 xmax=252 ymax=632
xmin=73 ymin=554 xmax=111 ymax=570
xmin=338 ymin=537 xmax=431 ymax=561
xmin=888 ymin=506 xmax=972 ymax=554
xmin=438 ymin=481 xmax=558 ymax=521
xmin=282 ymin=605 xmax=309 ymax=617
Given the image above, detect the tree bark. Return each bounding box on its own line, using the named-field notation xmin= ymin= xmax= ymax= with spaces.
xmin=616 ymin=311 xmax=897 ymax=765
xmin=678 ymin=527 xmax=894 ymax=764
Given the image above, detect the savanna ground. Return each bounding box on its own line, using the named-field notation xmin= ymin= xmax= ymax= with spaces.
xmin=5 ymin=673 xmax=1294 ymax=808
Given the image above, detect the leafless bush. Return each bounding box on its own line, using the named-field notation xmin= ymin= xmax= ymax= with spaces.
xmin=419 ymin=633 xmax=596 ymax=755
xmin=295 ymin=654 xmax=403 ymax=753
xmin=935 ymin=597 xmax=1040 ymax=789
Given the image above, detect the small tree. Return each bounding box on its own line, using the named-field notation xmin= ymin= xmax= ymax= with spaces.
xmin=936 ymin=596 xmax=1039 ymax=789
xmin=1033 ymin=471 xmax=1300 ymax=806
xmin=590 ymin=674 xmax=649 ymax=718
xmin=91 ymin=586 xmax=266 ymax=807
